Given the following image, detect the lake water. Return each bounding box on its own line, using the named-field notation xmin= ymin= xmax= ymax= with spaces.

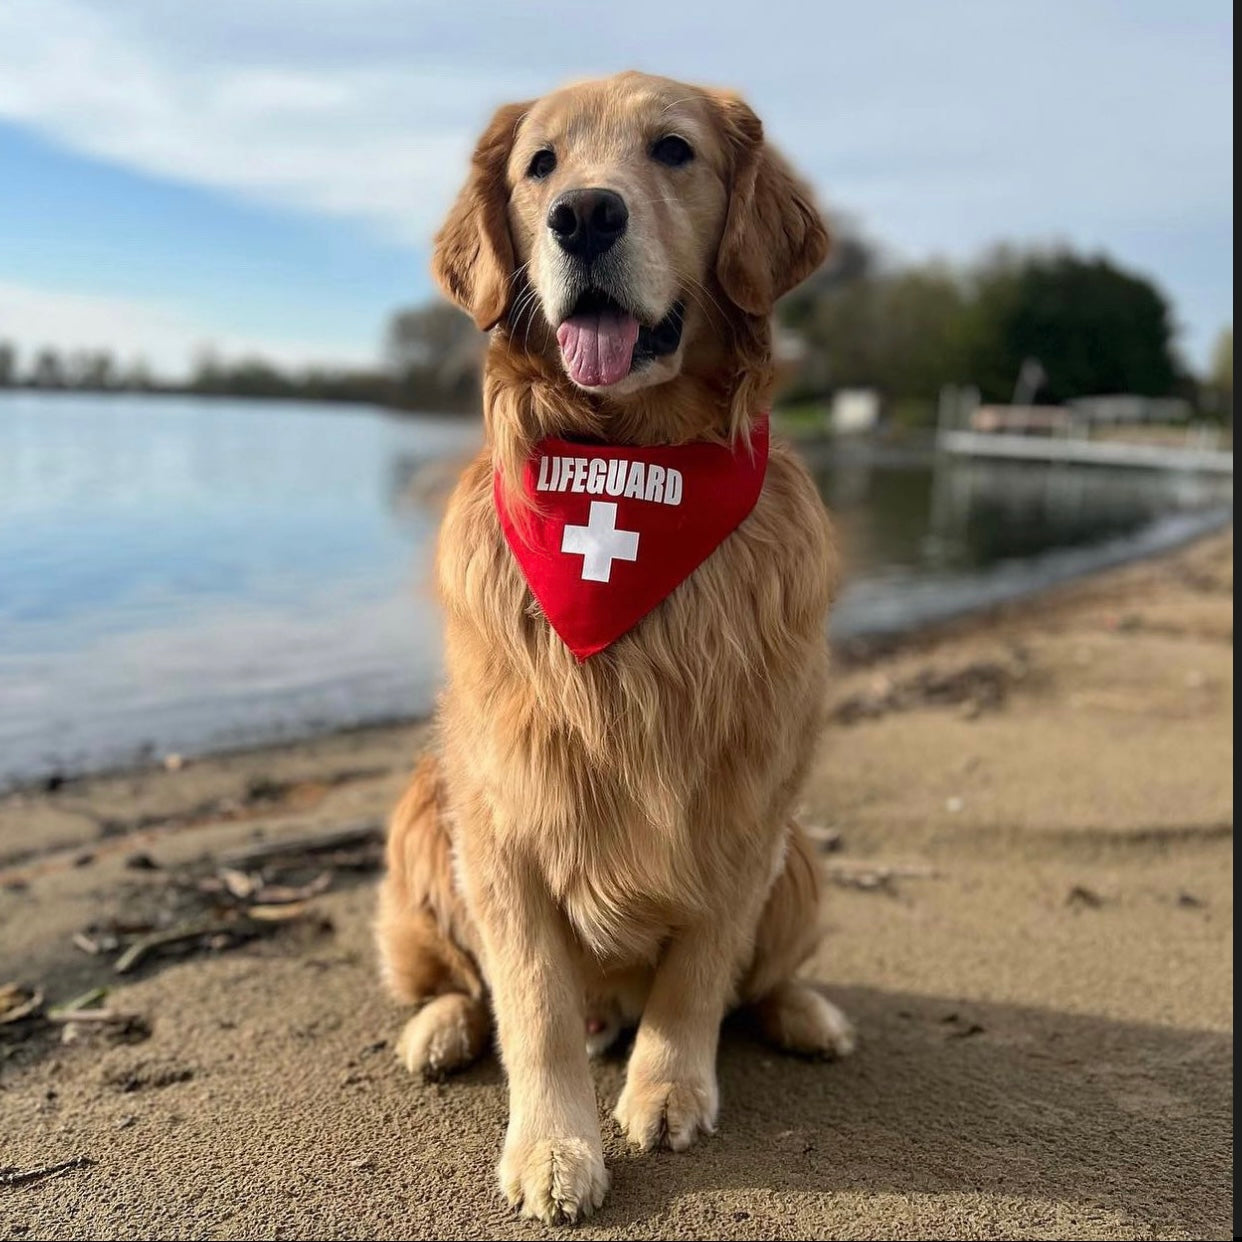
xmin=0 ymin=392 xmax=1231 ymax=787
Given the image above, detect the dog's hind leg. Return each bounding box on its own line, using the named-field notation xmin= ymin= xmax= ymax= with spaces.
xmin=375 ymin=755 xmax=490 ymax=1078
xmin=394 ymin=991 xmax=491 ymax=1080
xmin=749 ymin=978 xmax=856 ymax=1059
xmin=739 ymin=822 xmax=855 ymax=1059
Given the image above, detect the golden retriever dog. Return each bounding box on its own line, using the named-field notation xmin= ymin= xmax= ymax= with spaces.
xmin=375 ymin=70 xmax=853 ymax=1224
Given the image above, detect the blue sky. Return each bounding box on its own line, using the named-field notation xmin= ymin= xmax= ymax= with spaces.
xmin=0 ymin=0 xmax=1232 ymax=377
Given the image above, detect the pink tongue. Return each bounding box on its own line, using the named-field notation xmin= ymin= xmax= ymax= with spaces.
xmin=556 ymin=310 xmax=640 ymax=387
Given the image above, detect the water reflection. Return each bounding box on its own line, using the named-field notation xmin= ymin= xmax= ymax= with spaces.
xmin=926 ymin=455 xmax=1227 ymax=566
xmin=0 ymin=394 xmax=1230 ymax=784
xmin=802 ymin=439 xmax=1230 ymax=581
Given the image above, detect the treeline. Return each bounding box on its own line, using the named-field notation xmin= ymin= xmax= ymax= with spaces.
xmin=0 ymin=301 xmax=483 ymax=414
xmin=779 ymin=237 xmax=1232 ymax=424
xmin=0 ymin=238 xmax=1231 ymax=425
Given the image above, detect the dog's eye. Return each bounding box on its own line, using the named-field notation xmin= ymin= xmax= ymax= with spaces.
xmin=527 ymin=149 xmax=557 ymax=179
xmin=651 ymin=135 xmax=694 ymax=167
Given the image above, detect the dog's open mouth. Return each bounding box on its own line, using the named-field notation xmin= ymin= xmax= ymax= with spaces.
xmin=556 ymin=290 xmax=685 ymax=388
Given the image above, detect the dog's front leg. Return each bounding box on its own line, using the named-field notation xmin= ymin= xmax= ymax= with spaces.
xmin=613 ymin=917 xmax=749 ymax=1151
xmin=473 ymin=860 xmax=608 ymax=1224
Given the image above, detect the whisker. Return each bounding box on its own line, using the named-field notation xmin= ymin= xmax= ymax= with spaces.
xmin=677 ymin=272 xmax=727 ymax=324
xmin=507 ymin=285 xmax=534 ymax=331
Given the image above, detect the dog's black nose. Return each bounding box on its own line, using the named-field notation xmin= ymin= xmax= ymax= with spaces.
xmin=547 ymin=188 xmax=628 ymax=261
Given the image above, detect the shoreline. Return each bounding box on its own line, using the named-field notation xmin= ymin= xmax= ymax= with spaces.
xmin=1 ymin=526 xmax=1232 ymax=1240
xmin=3 ymin=513 xmax=1231 ymax=798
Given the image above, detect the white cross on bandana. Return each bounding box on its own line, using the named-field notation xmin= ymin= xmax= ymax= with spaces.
xmin=560 ymin=501 xmax=640 ymax=582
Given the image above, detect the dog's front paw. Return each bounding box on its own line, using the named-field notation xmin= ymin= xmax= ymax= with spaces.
xmin=498 ymin=1132 xmax=609 ymax=1225
xmin=613 ymin=1071 xmax=719 ymax=1152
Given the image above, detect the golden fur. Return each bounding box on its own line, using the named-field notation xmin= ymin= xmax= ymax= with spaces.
xmin=375 ymin=71 xmax=853 ymax=1225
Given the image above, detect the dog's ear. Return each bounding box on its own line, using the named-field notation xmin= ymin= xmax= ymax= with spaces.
xmin=432 ymin=101 xmax=531 ymax=331
xmin=711 ymin=93 xmax=830 ymax=317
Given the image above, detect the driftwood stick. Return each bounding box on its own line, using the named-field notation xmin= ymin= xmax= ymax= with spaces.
xmin=47 ymin=1009 xmax=135 ymax=1025
xmin=0 ymin=1156 xmax=94 ymax=1188
xmin=113 ymin=923 xmax=221 ymax=975
xmin=0 ymin=987 xmax=44 ymax=1025
xmin=219 ymin=821 xmax=382 ymax=867
xmin=825 ymin=861 xmax=937 ymax=879
xmin=47 ymin=986 xmax=108 ymax=1017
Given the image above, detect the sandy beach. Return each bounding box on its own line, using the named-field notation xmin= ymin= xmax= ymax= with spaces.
xmin=1 ymin=530 xmax=1232 ymax=1241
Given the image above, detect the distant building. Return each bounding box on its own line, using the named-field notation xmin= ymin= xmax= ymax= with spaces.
xmin=1068 ymin=395 xmax=1191 ymax=424
xmin=830 ymin=389 xmax=881 ymax=434
xmin=969 ymin=404 xmax=1073 ymax=435
xmin=969 ymin=395 xmax=1192 ymax=435
xmin=772 ymin=327 xmax=809 ymax=392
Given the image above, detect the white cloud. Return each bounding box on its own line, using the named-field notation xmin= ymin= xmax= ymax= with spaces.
xmin=1 ymin=1 xmax=1230 ymax=247
xmin=0 ymin=280 xmax=374 ymax=377
xmin=0 ymin=1 xmax=1232 ymax=360
xmin=0 ymin=1 xmax=539 ymax=244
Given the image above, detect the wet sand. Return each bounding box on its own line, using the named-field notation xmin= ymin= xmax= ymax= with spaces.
xmin=1 ymin=530 xmax=1232 ymax=1240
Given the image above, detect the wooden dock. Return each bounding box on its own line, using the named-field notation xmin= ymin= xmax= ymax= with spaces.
xmin=938 ymin=429 xmax=1234 ymax=475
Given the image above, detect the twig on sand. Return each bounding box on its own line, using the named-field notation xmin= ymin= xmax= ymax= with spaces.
xmin=0 ymin=1156 xmax=95 ymax=1188
xmin=1066 ymin=884 xmax=1105 ymax=909
xmin=246 ymin=901 xmax=311 ymax=922
xmin=219 ymin=821 xmax=382 ymax=868
xmin=824 ymin=861 xmax=938 ymax=893
xmin=48 ymin=1009 xmax=134 ymax=1025
xmin=253 ymin=871 xmax=333 ymax=905
xmin=218 ymin=867 xmax=258 ymax=900
xmin=0 ymin=985 xmax=44 ymax=1025
xmin=47 ymin=987 xmax=108 ymax=1018
xmin=114 ymin=923 xmax=222 ymax=974
xmin=48 ymin=988 xmax=139 ymax=1027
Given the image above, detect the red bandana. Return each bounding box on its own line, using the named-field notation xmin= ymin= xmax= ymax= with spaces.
xmin=495 ymin=419 xmax=769 ymax=660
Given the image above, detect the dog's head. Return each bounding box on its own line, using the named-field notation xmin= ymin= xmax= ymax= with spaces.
xmin=432 ymin=71 xmax=828 ymax=402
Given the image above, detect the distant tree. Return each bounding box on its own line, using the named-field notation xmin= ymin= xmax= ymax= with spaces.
xmin=0 ymin=341 xmax=15 ymax=387
xmin=777 ymin=240 xmax=1189 ymax=421
xmin=189 ymin=347 xmax=226 ymax=394
xmin=778 ymin=258 xmax=967 ymax=405
xmin=958 ymin=248 xmax=1183 ymax=403
xmin=209 ymin=358 xmax=297 ymax=399
xmin=122 ymin=358 xmax=154 ymax=391
xmin=66 ymin=351 xmax=90 ymax=388
xmin=67 ymin=349 xmax=116 ymax=390
xmin=387 ymin=303 xmax=470 ymax=371
xmin=866 ymin=265 xmax=968 ymax=401
xmin=29 ymin=347 xmax=67 ymax=388
xmin=778 ymin=215 xmax=879 ymax=335
xmin=1202 ymin=326 xmax=1233 ymax=424
xmin=385 ymin=301 xmax=483 ymax=412
xmin=1209 ymin=327 xmax=1232 ymax=393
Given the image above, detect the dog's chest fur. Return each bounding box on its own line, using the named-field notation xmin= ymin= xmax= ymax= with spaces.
xmin=437 ymin=441 xmax=836 ymax=962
